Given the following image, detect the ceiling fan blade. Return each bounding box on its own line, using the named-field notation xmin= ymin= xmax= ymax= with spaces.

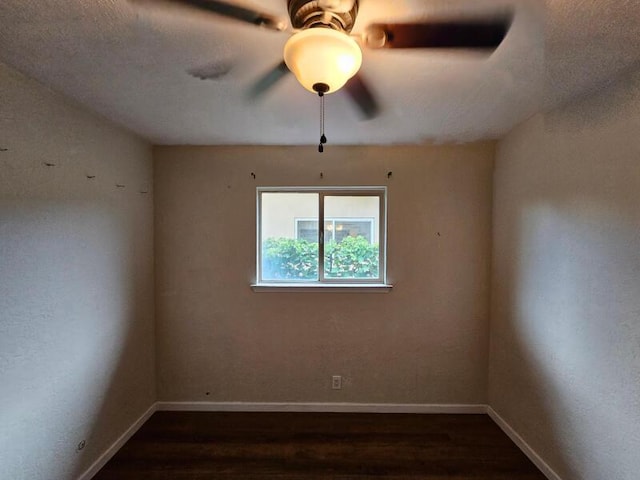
xmin=344 ymin=73 xmax=379 ymax=120
xmin=248 ymin=61 xmax=291 ymax=99
xmin=364 ymin=17 xmax=512 ymax=50
xmin=133 ymin=0 xmax=287 ymax=31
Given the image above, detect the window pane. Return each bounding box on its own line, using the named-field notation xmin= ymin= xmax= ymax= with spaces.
xmin=324 ymin=196 xmax=380 ymax=279
xmin=257 ymin=188 xmax=386 ymax=285
xmin=296 ymin=220 xmax=319 ymax=242
xmin=334 ymin=220 xmax=372 ymax=243
xmin=261 ymin=193 xmax=318 ymax=281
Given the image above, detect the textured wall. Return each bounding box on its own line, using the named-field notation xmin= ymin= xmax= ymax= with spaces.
xmin=490 ymin=69 xmax=640 ymax=479
xmin=154 ymin=144 xmax=494 ymax=404
xmin=0 ymin=62 xmax=155 ymax=479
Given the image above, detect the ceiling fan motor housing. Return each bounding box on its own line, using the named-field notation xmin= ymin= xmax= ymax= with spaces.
xmin=288 ymin=0 xmax=359 ymax=32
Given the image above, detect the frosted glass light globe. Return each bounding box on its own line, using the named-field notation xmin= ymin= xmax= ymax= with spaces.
xmin=284 ymin=28 xmax=362 ymax=94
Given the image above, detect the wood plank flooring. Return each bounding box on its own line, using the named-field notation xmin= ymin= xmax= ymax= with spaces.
xmin=94 ymin=412 xmax=546 ymax=479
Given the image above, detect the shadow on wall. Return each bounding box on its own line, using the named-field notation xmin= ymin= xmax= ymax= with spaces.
xmin=0 ymin=60 xmax=155 ymax=480
xmin=0 ymin=195 xmax=154 ymax=480
xmin=491 ymin=64 xmax=640 ymax=480
xmin=69 ymin=196 xmax=155 ymax=479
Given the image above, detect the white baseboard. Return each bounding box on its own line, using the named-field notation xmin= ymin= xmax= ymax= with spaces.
xmin=77 ymin=403 xmax=157 ymax=480
xmin=487 ymin=406 xmax=562 ymax=480
xmin=156 ymin=401 xmax=487 ymax=414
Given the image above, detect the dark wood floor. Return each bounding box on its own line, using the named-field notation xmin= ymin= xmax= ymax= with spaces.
xmin=94 ymin=412 xmax=546 ymax=479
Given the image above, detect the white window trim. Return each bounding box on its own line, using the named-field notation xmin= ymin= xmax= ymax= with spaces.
xmin=251 ymin=283 xmax=392 ymax=293
xmin=253 ymin=186 xmax=392 ymax=291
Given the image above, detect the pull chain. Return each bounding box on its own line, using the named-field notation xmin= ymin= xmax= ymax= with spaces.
xmin=318 ymin=92 xmax=327 ymax=153
xmin=312 ymin=82 xmax=329 ymax=153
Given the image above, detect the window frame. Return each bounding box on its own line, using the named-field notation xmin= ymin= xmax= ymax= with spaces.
xmin=255 ymin=186 xmax=389 ymax=288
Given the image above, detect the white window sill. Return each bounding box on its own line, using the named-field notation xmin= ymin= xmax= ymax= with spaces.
xmin=251 ymin=283 xmax=393 ymax=293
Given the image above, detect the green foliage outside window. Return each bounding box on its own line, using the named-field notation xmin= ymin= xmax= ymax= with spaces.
xmin=324 ymin=236 xmax=379 ymax=278
xmin=262 ymin=237 xmax=318 ymax=280
xmin=262 ymin=236 xmax=379 ymax=280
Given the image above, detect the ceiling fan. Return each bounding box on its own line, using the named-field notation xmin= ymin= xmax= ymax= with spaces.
xmin=133 ymin=0 xmax=512 ymax=120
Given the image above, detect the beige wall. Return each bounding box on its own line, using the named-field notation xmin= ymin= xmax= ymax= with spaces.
xmin=490 ymin=68 xmax=640 ymax=479
xmin=0 ymin=62 xmax=155 ymax=479
xmin=154 ymin=143 xmax=494 ymax=404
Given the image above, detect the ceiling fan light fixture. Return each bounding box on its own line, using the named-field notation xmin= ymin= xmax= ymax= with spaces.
xmin=284 ymin=28 xmax=362 ymax=94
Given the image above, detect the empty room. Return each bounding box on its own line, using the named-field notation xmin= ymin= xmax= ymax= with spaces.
xmin=1 ymin=0 xmax=639 ymax=479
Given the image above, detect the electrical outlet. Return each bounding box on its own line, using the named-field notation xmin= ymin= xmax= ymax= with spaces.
xmin=332 ymin=375 xmax=342 ymax=390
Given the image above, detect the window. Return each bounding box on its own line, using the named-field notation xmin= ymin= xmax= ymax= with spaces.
xmin=256 ymin=187 xmax=388 ymax=287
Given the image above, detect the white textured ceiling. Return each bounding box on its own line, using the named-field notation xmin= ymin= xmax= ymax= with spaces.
xmin=1 ymin=0 xmax=639 ymax=145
